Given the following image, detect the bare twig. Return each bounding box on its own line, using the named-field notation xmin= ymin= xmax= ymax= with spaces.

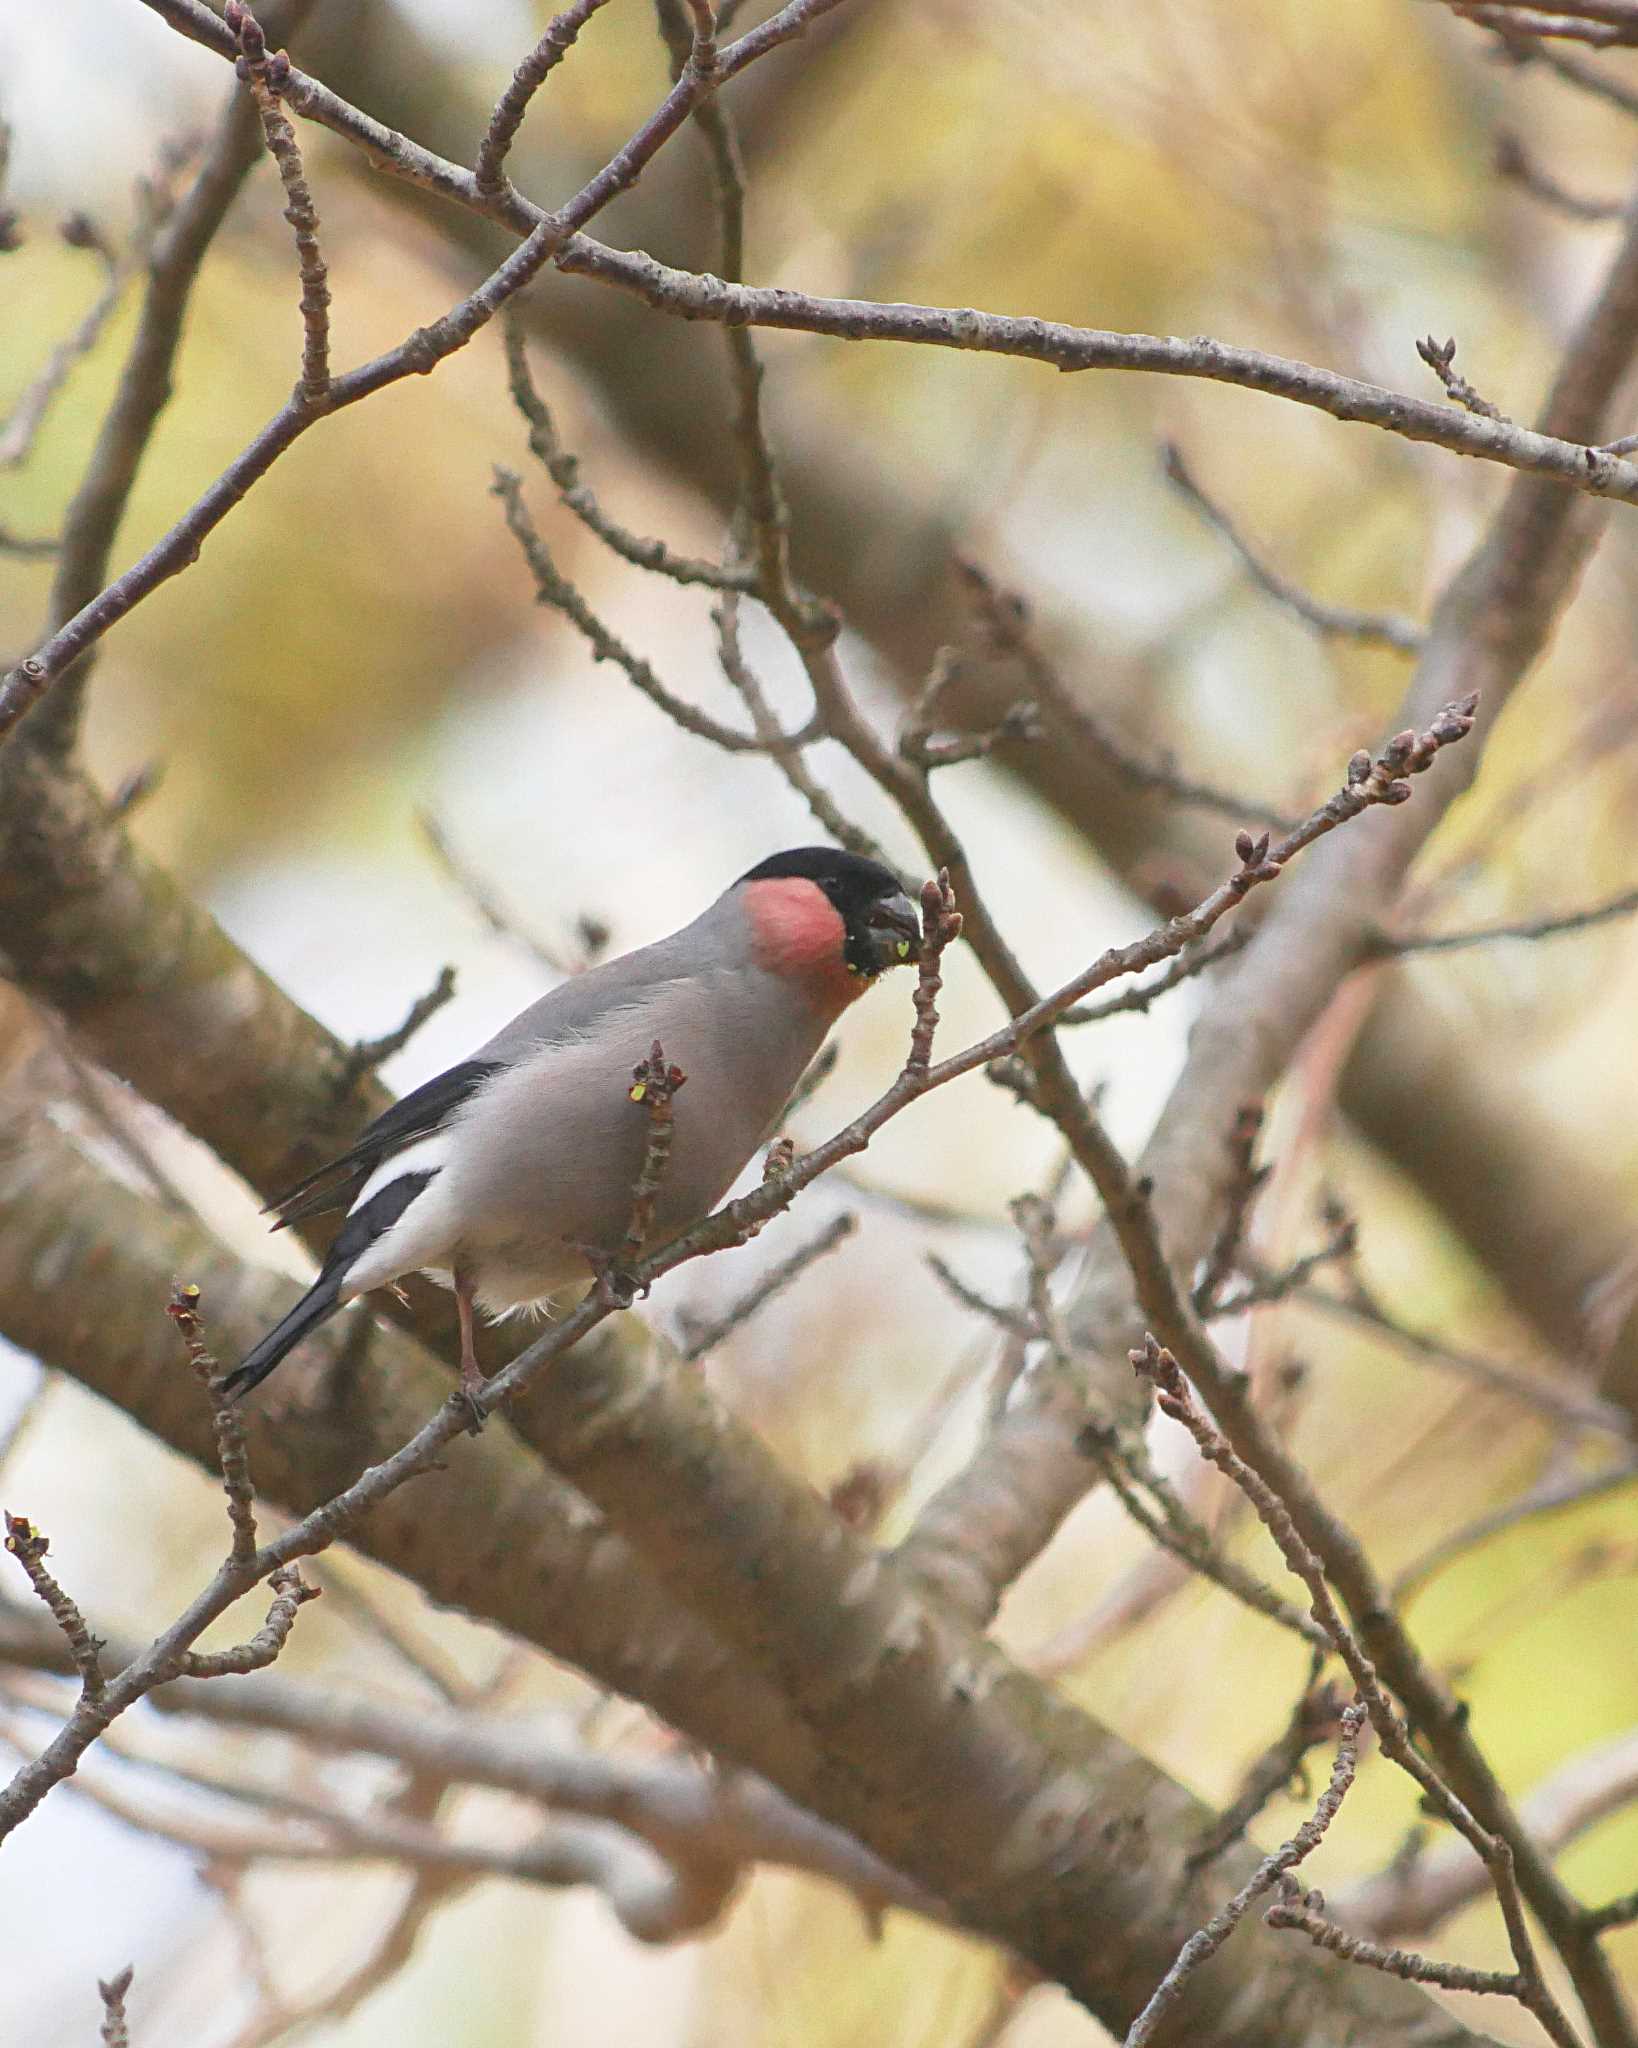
xmin=1392 ymin=1455 xmax=1638 ymax=1602
xmin=230 ymin=3 xmax=331 ymax=404
xmin=1264 ymin=1892 xmax=1542 ymax=1996
xmin=167 ymin=1283 xmax=259 ymax=1564
xmin=503 ymin=313 xmax=756 ymax=591
xmin=99 ymin=0 xmax=1638 ymax=520
xmin=0 ymin=1607 xmax=932 ymax=1926
xmin=1130 ymin=1337 xmax=1584 ymax=2048
xmin=924 ymin=1254 xmax=1038 ymax=1341
xmin=1008 ymin=1190 xmax=1328 ymax=1654
xmin=475 ymin=0 xmax=618 ymax=193
xmin=0 ymin=213 xmax=125 ymax=471
xmin=713 ymin=596 xmax=890 ymax=862
xmin=0 ymin=1291 xmax=319 ymax=1834
xmin=1122 ymin=1703 xmax=1368 ymax=2048
xmin=1339 ymin=1726 xmax=1638 ymax=1937
xmin=616 ymin=1041 xmax=687 ymax=1273
xmin=1207 ymin=1215 xmax=1360 ymax=1318
xmin=675 ymin=1212 xmax=856 ymax=1361
xmin=98 ymin=1965 xmax=134 ymax=2048
xmin=1285 ymin=1280 xmax=1630 ymax=1437
xmin=2 ymin=1515 xmax=105 ymax=1702
xmin=1162 ymin=444 xmax=1423 ymax=655
xmin=1496 ymin=131 xmax=1624 ymax=223
xmin=1416 ymin=335 xmax=1510 ymax=422
xmin=1496 ymin=29 xmax=1638 ymax=113
xmin=418 ymin=811 xmax=566 ymax=973
xmin=1057 ymin=929 xmax=1249 ymax=1025
xmin=1184 ymin=1670 xmax=1345 ymax=1874
xmin=1372 ymin=884 xmax=1638 ymax=955
xmin=492 ymin=467 xmax=814 ymax=752
xmin=334 ymin=965 xmax=458 ymax=1091
xmin=1191 ymin=1104 xmax=1269 ymax=1314
xmin=1587 ymin=1887 xmax=1638 ymax=1934
xmin=955 ymin=559 xmax=1296 ymax=830
xmin=1071 ymin=1417 xmax=1328 ymax=1652
xmin=559 ymin=232 xmax=1638 ymax=495
xmin=0 ymin=525 xmax=59 ymax=558
xmin=179 ymin=1565 xmax=319 ymax=1679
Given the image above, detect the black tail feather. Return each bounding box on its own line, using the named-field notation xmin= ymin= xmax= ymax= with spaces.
xmin=227 ymin=1166 xmax=440 ymax=1401
xmin=220 ymin=1278 xmax=346 ymax=1402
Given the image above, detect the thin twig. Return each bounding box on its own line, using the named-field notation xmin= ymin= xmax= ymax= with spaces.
xmin=1184 ymin=1667 xmax=1344 ymax=1874
xmin=180 ymin=1565 xmax=319 ymax=1678
xmin=954 ymin=558 xmax=1297 ymax=830
xmin=1392 ymin=1455 xmax=1638 ymax=1602
xmin=1057 ymin=929 xmax=1248 ymax=1025
xmin=86 ymin=0 xmax=1638 ymax=517
xmin=491 ymin=467 xmax=811 ymax=752
xmin=1191 ymin=1104 xmax=1269 ymax=1314
xmin=99 ymin=1965 xmax=134 ymax=2048
xmin=230 ymin=3 xmax=331 ymax=404
xmin=924 ymin=1254 xmax=1038 ymax=1341
xmin=556 ymin=231 xmax=1638 ymax=497
xmin=0 ymin=209 xmax=131 ymax=471
xmin=1162 ymin=444 xmax=1423 ymax=655
xmin=1338 ymin=1726 xmax=1638 ymax=1938
xmin=418 ymin=811 xmax=566 ymax=974
xmin=20 ymin=73 xmax=273 ymax=758
xmin=168 ymin=1283 xmax=259 ymax=1564
xmin=0 ymin=525 xmax=59 ymax=558
xmin=1372 ymin=884 xmax=1638 ymax=955
xmin=676 ymin=1212 xmax=856 ymax=1361
xmin=475 ymin=0 xmax=618 ymax=193
xmin=334 ymin=965 xmax=458 ymax=1091
xmin=1122 ymin=1703 xmax=1368 ymax=2047
xmin=1284 ymin=1280 xmax=1630 ymax=1437
xmin=713 ymin=596 xmax=891 ymax=863
xmin=1130 ymin=1338 xmax=1584 ymax=2048
xmin=1264 ymin=1892 xmax=1542 ymax=1994
xmin=616 ymin=1042 xmax=687 ymax=1272
xmin=1495 ymin=131 xmax=1624 ymax=223
xmin=2 ymin=1515 xmax=106 ymax=1701
xmin=1416 ymin=335 xmax=1510 ymax=422
xmin=1208 ymin=1218 xmax=1360 ymax=1317
xmin=503 ymin=312 xmax=756 ymax=591
xmin=1587 ymin=1888 xmax=1638 ymax=1934
xmin=1496 ymin=28 xmax=1638 ymax=113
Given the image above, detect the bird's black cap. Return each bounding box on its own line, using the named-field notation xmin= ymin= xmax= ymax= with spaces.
xmin=738 ymin=846 xmax=903 ymax=909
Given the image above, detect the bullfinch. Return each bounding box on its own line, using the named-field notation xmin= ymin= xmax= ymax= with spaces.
xmin=222 ymin=847 xmax=921 ymax=1401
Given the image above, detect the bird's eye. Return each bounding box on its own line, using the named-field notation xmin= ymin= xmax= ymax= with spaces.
xmin=896 ymin=939 xmax=911 ymax=960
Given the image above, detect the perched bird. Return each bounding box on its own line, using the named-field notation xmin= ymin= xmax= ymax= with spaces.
xmin=223 ymin=847 xmax=920 ymax=1401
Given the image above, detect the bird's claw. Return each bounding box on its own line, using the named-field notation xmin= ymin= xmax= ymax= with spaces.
xmin=567 ymin=1238 xmax=645 ymax=1308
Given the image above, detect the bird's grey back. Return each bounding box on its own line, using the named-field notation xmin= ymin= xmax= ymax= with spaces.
xmin=473 ymin=891 xmax=751 ymax=1067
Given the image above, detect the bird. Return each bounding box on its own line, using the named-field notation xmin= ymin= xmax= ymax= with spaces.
xmin=222 ymin=847 xmax=922 ymax=1402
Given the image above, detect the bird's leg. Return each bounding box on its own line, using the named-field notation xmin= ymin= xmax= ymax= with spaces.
xmin=453 ymin=1265 xmax=487 ymax=1432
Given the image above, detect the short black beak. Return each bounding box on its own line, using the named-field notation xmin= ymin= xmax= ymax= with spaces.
xmin=867 ymin=890 xmax=922 ymax=965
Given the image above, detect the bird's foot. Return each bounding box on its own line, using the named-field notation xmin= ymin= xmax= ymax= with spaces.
xmin=456 ymin=1351 xmax=488 ymax=1436
xmin=567 ymin=1239 xmax=643 ymax=1309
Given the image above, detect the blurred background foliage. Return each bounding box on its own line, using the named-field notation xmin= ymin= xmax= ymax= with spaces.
xmin=3 ymin=0 xmax=1638 ymax=2042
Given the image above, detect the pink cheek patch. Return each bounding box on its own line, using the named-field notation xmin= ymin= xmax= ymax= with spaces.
xmin=743 ymin=878 xmax=862 ymax=1009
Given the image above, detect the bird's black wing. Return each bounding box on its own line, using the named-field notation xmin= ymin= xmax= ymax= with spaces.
xmin=266 ymin=1058 xmax=503 ymax=1230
